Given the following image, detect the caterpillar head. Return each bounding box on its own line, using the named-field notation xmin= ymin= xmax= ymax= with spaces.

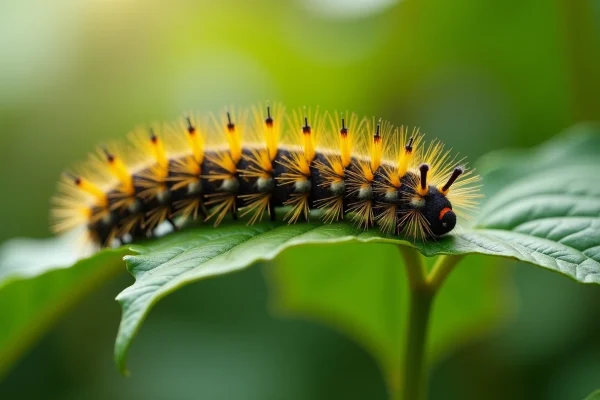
xmin=420 ymin=188 xmax=456 ymax=236
xmin=402 ymin=164 xmax=464 ymax=238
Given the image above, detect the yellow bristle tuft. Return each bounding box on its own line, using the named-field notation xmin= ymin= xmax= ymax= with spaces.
xmin=398 ymin=209 xmax=433 ymax=241
xmin=205 ymin=193 xmax=237 ymax=227
xmin=302 ymin=118 xmax=316 ymax=164
xmin=102 ymin=149 xmax=134 ymax=196
xmin=375 ymin=203 xmax=398 ymax=234
xmin=364 ymin=118 xmax=395 ymax=174
xmin=239 ymin=192 xmax=272 ymax=225
xmin=340 ymin=135 xmax=351 ymax=168
xmin=182 ymin=114 xmax=204 ymax=165
xmin=314 ymin=195 xmax=345 ymax=223
xmin=51 ymin=194 xmax=95 ymax=235
xmin=338 ymin=114 xmax=356 ymax=168
xmin=332 ymin=160 xmax=344 ymax=177
xmin=221 ymin=109 xmax=244 ymax=165
xmin=283 ymin=193 xmax=311 ymax=223
xmin=127 ymin=126 xmax=170 ymax=184
xmin=289 ymin=108 xmax=322 ymax=165
xmin=253 ymin=103 xmax=283 ymax=162
xmin=360 ymin=162 xmax=375 ymax=182
xmin=169 ymin=157 xmax=201 ymax=191
xmin=206 ymin=151 xmax=238 ymax=176
xmin=397 ymin=127 xmax=421 ymax=178
xmin=348 ymin=199 xmax=374 ymax=230
xmin=241 ymin=148 xmax=273 ymax=180
xmin=277 ymin=151 xmax=311 ymax=185
xmin=370 ymin=123 xmax=383 ymax=172
xmin=421 ymin=139 xmax=452 ymax=186
xmin=149 ymin=129 xmax=169 ymax=177
xmin=67 ymin=174 xmax=108 ymax=207
xmin=173 ymin=198 xmax=205 ymax=222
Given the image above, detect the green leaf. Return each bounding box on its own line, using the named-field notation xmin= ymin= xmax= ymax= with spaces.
xmin=113 ymin=222 xmax=392 ymax=374
xmin=0 ymin=235 xmax=129 ymax=379
xmin=584 ymin=390 xmax=600 ymax=400
xmin=112 ymin=124 xmax=599 ymax=373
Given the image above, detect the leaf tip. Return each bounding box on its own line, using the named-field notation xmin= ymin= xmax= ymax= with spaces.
xmin=114 ymin=346 xmax=131 ymax=377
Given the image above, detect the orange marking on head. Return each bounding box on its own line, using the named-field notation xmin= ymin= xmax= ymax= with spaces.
xmin=439 ymin=207 xmax=452 ymax=220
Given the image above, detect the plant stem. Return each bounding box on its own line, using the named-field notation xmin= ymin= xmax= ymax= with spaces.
xmin=395 ymin=247 xmax=464 ymax=400
xmin=398 ymin=246 xmax=427 ymax=289
xmin=403 ymin=285 xmax=433 ymax=400
xmin=427 ymin=255 xmax=464 ymax=291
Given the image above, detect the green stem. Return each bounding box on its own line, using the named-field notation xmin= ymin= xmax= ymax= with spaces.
xmin=427 ymin=255 xmax=464 ymax=291
xmin=394 ymin=247 xmax=464 ymax=400
xmin=398 ymin=246 xmax=427 ymax=289
xmin=402 ymin=285 xmax=433 ymax=400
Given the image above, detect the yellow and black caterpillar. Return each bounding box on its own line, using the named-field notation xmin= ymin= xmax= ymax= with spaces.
xmin=52 ymin=104 xmax=481 ymax=248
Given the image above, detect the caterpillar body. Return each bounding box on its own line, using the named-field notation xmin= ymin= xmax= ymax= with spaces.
xmin=52 ymin=104 xmax=481 ymax=248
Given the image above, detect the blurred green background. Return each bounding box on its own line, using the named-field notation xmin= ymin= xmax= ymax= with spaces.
xmin=1 ymin=0 xmax=599 ymax=398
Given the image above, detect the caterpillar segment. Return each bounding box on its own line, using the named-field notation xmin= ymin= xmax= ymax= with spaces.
xmin=312 ymin=112 xmax=359 ymax=224
xmin=51 ymin=104 xmax=481 ymax=248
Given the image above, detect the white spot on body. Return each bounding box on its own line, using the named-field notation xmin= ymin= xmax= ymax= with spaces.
xmin=410 ymin=196 xmax=426 ymax=208
xmin=121 ymin=233 xmax=133 ymax=244
xmin=220 ymin=177 xmax=239 ymax=193
xmin=187 ymin=181 xmax=202 ymax=195
xmin=128 ymin=199 xmax=141 ymax=213
xmin=154 ymin=220 xmax=174 ymax=237
xmin=102 ymin=213 xmax=112 ymax=225
xmin=295 ymin=179 xmax=311 ymax=193
xmin=257 ymin=177 xmax=274 ymax=192
xmin=330 ymin=181 xmax=345 ymax=196
xmin=358 ymin=184 xmax=372 ymax=200
xmin=384 ymin=190 xmax=398 ymax=202
xmin=157 ymin=188 xmax=171 ymax=204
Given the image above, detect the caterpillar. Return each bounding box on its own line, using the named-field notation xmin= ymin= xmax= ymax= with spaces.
xmin=51 ymin=103 xmax=481 ymax=248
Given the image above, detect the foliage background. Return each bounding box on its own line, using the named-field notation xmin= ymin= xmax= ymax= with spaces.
xmin=0 ymin=0 xmax=599 ymax=398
